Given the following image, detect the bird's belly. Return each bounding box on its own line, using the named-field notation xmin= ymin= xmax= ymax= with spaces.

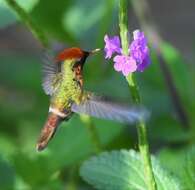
xmin=51 ymin=81 xmax=82 ymax=109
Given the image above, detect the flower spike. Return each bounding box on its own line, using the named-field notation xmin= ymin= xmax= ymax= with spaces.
xmin=104 ymin=30 xmax=151 ymax=76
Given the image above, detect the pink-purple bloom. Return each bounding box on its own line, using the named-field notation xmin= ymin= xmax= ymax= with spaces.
xmin=114 ymin=55 xmax=137 ymax=76
xmin=104 ymin=30 xmax=151 ymax=76
xmin=104 ymin=35 xmax=121 ymax=59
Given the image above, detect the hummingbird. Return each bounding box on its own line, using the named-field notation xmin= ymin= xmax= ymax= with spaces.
xmin=36 ymin=47 xmax=149 ymax=151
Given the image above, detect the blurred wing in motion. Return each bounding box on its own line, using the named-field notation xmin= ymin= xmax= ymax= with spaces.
xmin=71 ymin=95 xmax=150 ymax=124
xmin=42 ymin=51 xmax=62 ymax=95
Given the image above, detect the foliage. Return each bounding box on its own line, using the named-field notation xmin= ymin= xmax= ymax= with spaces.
xmin=0 ymin=0 xmax=195 ymax=189
xmin=80 ymin=150 xmax=181 ymax=190
xmin=0 ymin=0 xmax=39 ymax=28
xmin=158 ymin=146 xmax=195 ymax=190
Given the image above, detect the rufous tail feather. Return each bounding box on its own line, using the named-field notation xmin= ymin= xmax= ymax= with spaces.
xmin=36 ymin=112 xmax=62 ymax=151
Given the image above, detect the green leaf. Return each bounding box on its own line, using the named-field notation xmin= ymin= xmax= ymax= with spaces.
xmin=160 ymin=42 xmax=192 ymax=104
xmin=80 ymin=150 xmax=181 ymax=190
xmin=13 ymin=151 xmax=55 ymax=187
xmin=31 ymin=0 xmax=75 ymax=42
xmin=0 ymin=155 xmax=15 ymax=189
xmin=184 ymin=146 xmax=195 ymax=189
xmin=158 ymin=146 xmax=195 ymax=190
xmin=0 ymin=0 xmax=39 ymax=28
xmin=0 ymin=54 xmax=41 ymax=91
xmin=0 ymin=134 xmax=17 ymax=159
xmin=157 ymin=148 xmax=186 ymax=181
xmin=62 ymin=0 xmax=107 ymax=38
xmin=160 ymin=42 xmax=195 ymax=126
xmin=148 ymin=115 xmax=190 ymax=143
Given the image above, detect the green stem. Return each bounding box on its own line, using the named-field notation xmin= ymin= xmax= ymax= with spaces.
xmin=80 ymin=115 xmax=101 ymax=153
xmin=126 ymin=75 xmax=157 ymax=190
xmin=119 ymin=1 xmax=157 ymax=190
xmin=5 ymin=0 xmax=49 ymax=48
xmin=119 ymin=0 xmax=129 ymax=56
xmin=65 ymin=166 xmax=78 ymax=190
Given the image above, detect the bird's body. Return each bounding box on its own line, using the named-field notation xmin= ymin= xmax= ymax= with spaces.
xmin=37 ymin=48 xmax=89 ymax=150
xmin=51 ymin=59 xmax=82 ymax=112
xmin=36 ymin=47 xmax=149 ymax=151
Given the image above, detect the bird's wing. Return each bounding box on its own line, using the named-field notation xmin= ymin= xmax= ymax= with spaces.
xmin=42 ymin=51 xmax=62 ymax=96
xmin=71 ymin=94 xmax=150 ymax=124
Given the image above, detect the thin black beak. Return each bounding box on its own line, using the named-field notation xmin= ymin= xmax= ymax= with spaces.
xmin=83 ymin=48 xmax=101 ymax=61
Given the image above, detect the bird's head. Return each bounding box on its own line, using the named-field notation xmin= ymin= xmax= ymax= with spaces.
xmin=55 ymin=47 xmax=100 ymax=67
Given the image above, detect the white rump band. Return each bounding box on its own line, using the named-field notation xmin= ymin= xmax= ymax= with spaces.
xmin=49 ymin=107 xmax=66 ymax=118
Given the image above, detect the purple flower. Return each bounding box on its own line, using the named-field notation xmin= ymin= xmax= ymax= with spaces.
xmin=104 ymin=35 xmax=121 ymax=59
xmin=113 ymin=55 xmax=137 ymax=76
xmin=130 ymin=30 xmax=151 ymax=72
xmin=104 ymin=30 xmax=151 ymax=76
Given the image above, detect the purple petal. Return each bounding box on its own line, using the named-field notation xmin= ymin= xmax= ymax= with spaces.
xmin=137 ymin=54 xmax=151 ymax=72
xmin=104 ymin=48 xmax=113 ymax=59
xmin=104 ymin=35 xmax=121 ymax=59
xmin=113 ymin=55 xmax=125 ymax=63
xmin=114 ymin=61 xmax=123 ymax=71
xmin=113 ymin=55 xmax=124 ymax=71
xmin=121 ymin=57 xmax=137 ymax=76
xmin=113 ymin=55 xmax=137 ymax=76
xmin=129 ymin=30 xmax=151 ymax=71
xmin=133 ymin=30 xmax=145 ymax=41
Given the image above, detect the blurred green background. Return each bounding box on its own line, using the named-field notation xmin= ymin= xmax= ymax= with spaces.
xmin=0 ymin=0 xmax=195 ymax=189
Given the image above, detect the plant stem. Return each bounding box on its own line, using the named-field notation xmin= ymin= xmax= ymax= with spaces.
xmin=80 ymin=115 xmax=101 ymax=154
xmin=65 ymin=166 xmax=78 ymax=190
xmin=126 ymin=75 xmax=157 ymax=190
xmin=119 ymin=0 xmax=157 ymax=189
xmin=5 ymin=0 xmax=49 ymax=48
xmin=119 ymin=0 xmax=129 ymax=56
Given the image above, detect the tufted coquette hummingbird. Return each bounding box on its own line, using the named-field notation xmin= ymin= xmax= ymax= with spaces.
xmin=36 ymin=47 xmax=149 ymax=151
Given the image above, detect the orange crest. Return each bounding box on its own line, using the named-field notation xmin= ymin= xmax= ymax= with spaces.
xmin=55 ymin=47 xmax=84 ymax=62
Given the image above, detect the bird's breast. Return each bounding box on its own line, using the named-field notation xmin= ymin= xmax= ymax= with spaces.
xmin=51 ymin=73 xmax=82 ymax=109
